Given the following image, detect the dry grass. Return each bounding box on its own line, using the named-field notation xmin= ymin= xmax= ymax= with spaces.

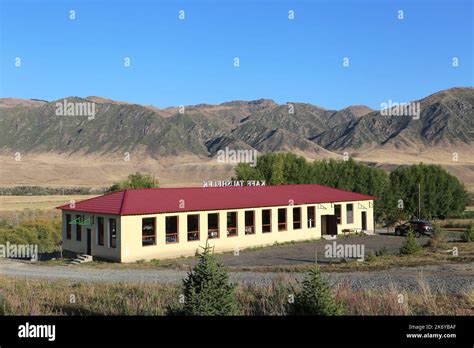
xmin=0 ymin=195 xmax=98 ymax=211
xmin=0 ymin=148 xmax=473 ymax=191
xmin=0 ymin=275 xmax=471 ymax=316
xmin=0 ymin=153 xmax=234 ymax=188
xmin=0 ymin=209 xmax=61 ymax=223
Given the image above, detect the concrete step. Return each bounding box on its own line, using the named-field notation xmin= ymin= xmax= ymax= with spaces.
xmin=322 ymin=235 xmax=337 ymax=240
xmin=69 ymin=254 xmax=93 ymax=265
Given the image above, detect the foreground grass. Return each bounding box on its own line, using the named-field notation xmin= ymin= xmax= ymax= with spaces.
xmin=0 ymin=275 xmax=471 ymax=316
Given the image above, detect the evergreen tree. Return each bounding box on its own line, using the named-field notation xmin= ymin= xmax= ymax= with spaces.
xmin=182 ymin=243 xmax=238 ymax=315
xmin=399 ymin=229 xmax=422 ymax=255
xmin=461 ymin=222 xmax=474 ymax=243
xmin=428 ymin=222 xmax=445 ymax=249
xmin=290 ymin=266 xmax=344 ymax=315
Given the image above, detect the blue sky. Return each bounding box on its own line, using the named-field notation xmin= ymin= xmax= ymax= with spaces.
xmin=0 ymin=0 xmax=472 ymax=109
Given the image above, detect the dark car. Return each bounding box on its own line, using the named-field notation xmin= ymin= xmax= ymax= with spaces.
xmin=395 ymin=220 xmax=433 ymax=237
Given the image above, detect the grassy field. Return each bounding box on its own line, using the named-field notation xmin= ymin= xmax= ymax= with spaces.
xmin=0 ymin=195 xmax=98 ymax=211
xmin=0 ymin=274 xmax=471 ymax=316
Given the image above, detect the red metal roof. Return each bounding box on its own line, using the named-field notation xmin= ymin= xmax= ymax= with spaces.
xmin=57 ymin=184 xmax=375 ymax=216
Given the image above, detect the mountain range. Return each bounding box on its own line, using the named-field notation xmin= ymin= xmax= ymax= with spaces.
xmin=0 ymin=87 xmax=473 ymax=189
xmin=1 ymin=87 xmax=472 ymax=157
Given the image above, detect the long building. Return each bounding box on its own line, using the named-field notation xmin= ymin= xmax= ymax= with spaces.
xmin=57 ymin=184 xmax=375 ymax=262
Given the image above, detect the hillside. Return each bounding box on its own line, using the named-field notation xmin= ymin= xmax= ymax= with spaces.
xmin=0 ymin=87 xmax=472 ymax=189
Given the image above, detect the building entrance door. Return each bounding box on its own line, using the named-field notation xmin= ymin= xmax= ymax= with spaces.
xmin=361 ymin=212 xmax=367 ymax=231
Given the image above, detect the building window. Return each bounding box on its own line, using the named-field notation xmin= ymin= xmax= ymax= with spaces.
xmin=187 ymin=214 xmax=200 ymax=241
xmin=208 ymin=213 xmax=219 ymax=239
xmin=227 ymin=212 xmax=238 ymax=237
xmin=307 ymin=206 xmax=316 ymax=228
xmin=245 ymin=211 xmax=255 ymax=235
xmin=76 ymin=215 xmax=82 ymax=241
xmin=66 ymin=214 xmax=71 ymax=239
xmin=293 ymin=207 xmax=301 ymax=230
xmin=142 ymin=217 xmax=156 ymax=246
xmin=98 ymin=217 xmax=105 ymax=246
xmin=278 ymin=208 xmax=287 ymax=231
xmin=335 ymin=204 xmax=342 ymax=224
xmin=109 ymin=218 xmax=117 ymax=248
xmin=166 ymin=216 xmax=179 ymax=244
xmin=346 ymin=204 xmax=354 ymax=224
xmin=262 ymin=209 xmax=271 ymax=233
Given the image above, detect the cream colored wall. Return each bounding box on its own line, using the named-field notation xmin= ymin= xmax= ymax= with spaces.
xmin=119 ymin=200 xmax=374 ymax=262
xmin=62 ymin=210 xmax=121 ymax=261
xmin=334 ymin=200 xmax=374 ymax=234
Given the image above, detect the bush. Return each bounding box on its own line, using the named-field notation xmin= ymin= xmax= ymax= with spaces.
xmin=365 ymin=252 xmax=376 ymax=262
xmin=108 ymin=172 xmax=158 ymax=192
xmin=461 ymin=222 xmax=474 ymax=243
xmin=399 ymin=229 xmax=422 ymax=255
xmin=180 ymin=243 xmax=238 ymax=315
xmin=375 ymin=247 xmax=389 ymax=257
xmin=428 ymin=222 xmax=445 ymax=249
xmin=290 ymin=266 xmax=344 ymax=315
xmin=0 ymin=219 xmax=61 ymax=253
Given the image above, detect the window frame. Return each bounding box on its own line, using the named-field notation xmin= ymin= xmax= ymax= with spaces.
xmin=207 ymin=213 xmax=219 ymax=239
xmin=76 ymin=215 xmax=82 ymax=241
xmin=293 ymin=207 xmax=301 ymax=230
xmin=307 ymin=206 xmax=316 ymax=228
xmin=261 ymin=209 xmax=272 ymax=233
xmin=165 ymin=215 xmax=179 ymax=244
xmin=226 ymin=211 xmax=238 ymax=237
xmin=244 ymin=210 xmax=255 ymax=235
xmin=346 ymin=204 xmax=354 ymax=224
xmin=109 ymin=218 xmax=117 ymax=248
xmin=187 ymin=214 xmax=200 ymax=242
xmin=278 ymin=208 xmax=287 ymax=231
xmin=97 ymin=217 xmax=105 ymax=246
xmin=142 ymin=217 xmax=156 ymax=246
xmin=335 ymin=204 xmax=342 ymax=225
xmin=66 ymin=214 xmax=71 ymax=240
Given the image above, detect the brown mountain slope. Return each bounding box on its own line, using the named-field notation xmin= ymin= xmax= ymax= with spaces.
xmin=0 ymin=88 xmax=472 ymax=189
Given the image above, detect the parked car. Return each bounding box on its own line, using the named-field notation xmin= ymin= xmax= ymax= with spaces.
xmin=395 ymin=220 xmax=433 ymax=237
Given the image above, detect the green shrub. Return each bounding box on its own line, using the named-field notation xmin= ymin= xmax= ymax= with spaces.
xmin=461 ymin=222 xmax=474 ymax=243
xmin=0 ymin=219 xmax=61 ymax=253
xmin=365 ymin=252 xmax=376 ymax=262
xmin=180 ymin=243 xmax=238 ymax=315
xmin=108 ymin=172 xmax=159 ymax=192
xmin=428 ymin=222 xmax=446 ymax=249
xmin=290 ymin=266 xmax=344 ymax=315
xmin=375 ymin=247 xmax=389 ymax=257
xmin=399 ymin=229 xmax=421 ymax=255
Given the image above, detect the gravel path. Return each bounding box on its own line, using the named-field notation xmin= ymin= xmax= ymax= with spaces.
xmin=1 ymin=259 xmax=472 ymax=294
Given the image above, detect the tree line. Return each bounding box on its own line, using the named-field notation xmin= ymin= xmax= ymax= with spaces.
xmin=234 ymin=153 xmax=469 ymax=222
